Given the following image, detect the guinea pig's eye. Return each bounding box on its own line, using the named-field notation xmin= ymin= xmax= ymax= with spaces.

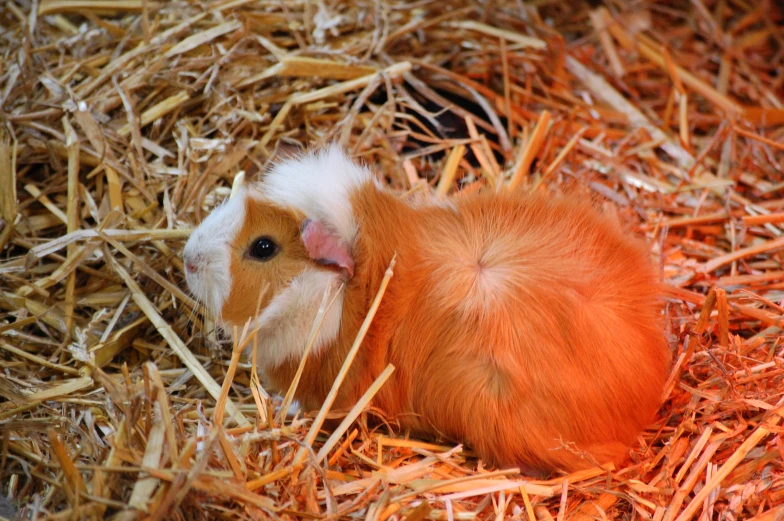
xmin=248 ymin=237 xmax=278 ymax=261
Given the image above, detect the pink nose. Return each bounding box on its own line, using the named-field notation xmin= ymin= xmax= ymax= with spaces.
xmin=184 ymin=252 xmax=201 ymax=274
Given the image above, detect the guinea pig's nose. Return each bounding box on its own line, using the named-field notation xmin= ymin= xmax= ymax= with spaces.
xmin=184 ymin=252 xmax=201 ymax=274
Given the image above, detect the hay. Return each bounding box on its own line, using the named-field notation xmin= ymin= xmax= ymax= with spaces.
xmin=1 ymin=0 xmax=784 ymax=519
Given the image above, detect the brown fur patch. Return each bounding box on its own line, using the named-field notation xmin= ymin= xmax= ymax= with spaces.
xmin=222 ymin=197 xmax=310 ymax=325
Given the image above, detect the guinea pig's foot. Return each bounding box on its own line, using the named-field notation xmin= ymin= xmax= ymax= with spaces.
xmin=270 ymin=395 xmax=301 ymax=419
xmin=517 ymin=465 xmax=552 ymax=480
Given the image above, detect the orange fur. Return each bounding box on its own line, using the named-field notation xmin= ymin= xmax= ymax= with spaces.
xmin=222 ymin=200 xmax=308 ymax=325
xmin=225 ymin=185 xmax=671 ymax=475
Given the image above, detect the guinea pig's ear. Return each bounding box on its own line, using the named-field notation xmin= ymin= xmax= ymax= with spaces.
xmin=301 ymin=219 xmax=355 ymax=278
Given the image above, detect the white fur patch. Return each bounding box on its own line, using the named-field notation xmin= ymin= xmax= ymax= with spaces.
xmin=259 ymin=145 xmax=376 ymax=246
xmin=246 ymin=268 xmax=345 ymax=371
xmin=183 ymin=191 xmax=247 ymax=318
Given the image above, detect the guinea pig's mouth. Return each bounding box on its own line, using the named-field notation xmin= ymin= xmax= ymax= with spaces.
xmin=183 ymin=257 xmax=232 ymax=321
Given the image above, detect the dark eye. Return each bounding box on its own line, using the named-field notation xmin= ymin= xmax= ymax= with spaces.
xmin=248 ymin=237 xmax=278 ymax=261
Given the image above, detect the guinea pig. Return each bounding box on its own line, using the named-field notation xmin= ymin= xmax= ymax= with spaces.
xmin=183 ymin=145 xmax=671 ymax=475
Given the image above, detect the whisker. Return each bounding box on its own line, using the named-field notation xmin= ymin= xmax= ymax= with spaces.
xmin=186 ymin=293 xmax=200 ymax=328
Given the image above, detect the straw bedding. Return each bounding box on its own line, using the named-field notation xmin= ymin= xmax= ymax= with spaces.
xmin=1 ymin=0 xmax=784 ymax=519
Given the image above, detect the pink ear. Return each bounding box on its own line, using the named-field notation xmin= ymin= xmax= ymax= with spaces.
xmin=301 ymin=219 xmax=355 ymax=278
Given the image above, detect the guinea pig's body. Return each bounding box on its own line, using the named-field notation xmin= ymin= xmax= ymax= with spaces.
xmin=184 ymin=146 xmax=671 ymax=475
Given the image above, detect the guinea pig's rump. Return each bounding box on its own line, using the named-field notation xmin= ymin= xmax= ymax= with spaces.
xmin=376 ymin=190 xmax=671 ymax=474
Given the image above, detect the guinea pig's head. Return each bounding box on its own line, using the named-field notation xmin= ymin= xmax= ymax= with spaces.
xmin=183 ymin=146 xmax=370 ymax=337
